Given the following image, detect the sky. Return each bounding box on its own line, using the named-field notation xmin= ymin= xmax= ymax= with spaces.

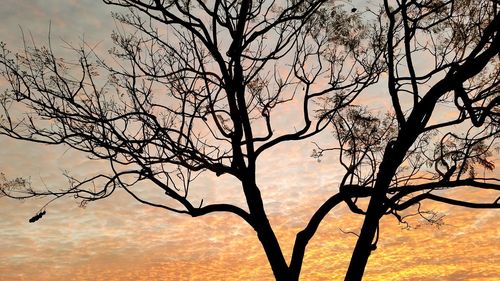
xmin=0 ymin=1 xmax=499 ymax=280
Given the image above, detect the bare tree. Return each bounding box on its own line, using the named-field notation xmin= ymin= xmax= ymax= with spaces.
xmin=0 ymin=1 xmax=382 ymax=280
xmin=311 ymin=0 xmax=499 ymax=280
xmin=1 ymin=0 xmax=498 ymax=280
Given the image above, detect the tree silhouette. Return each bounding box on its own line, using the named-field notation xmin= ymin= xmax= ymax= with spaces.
xmin=339 ymin=1 xmax=500 ymax=280
xmin=320 ymin=0 xmax=499 ymax=279
xmin=0 ymin=1 xmax=498 ymax=280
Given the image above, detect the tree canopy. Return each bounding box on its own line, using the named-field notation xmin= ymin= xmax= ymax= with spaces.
xmin=1 ymin=1 xmax=498 ymax=280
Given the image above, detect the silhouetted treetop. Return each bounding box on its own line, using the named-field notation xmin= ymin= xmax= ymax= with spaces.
xmin=0 ymin=1 xmax=498 ymax=281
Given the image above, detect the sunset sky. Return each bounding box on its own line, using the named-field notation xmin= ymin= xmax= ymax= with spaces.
xmin=0 ymin=1 xmax=499 ymax=281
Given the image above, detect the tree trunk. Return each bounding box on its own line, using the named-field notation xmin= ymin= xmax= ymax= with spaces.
xmin=345 ymin=140 xmax=408 ymax=280
xmin=241 ymin=178 xmax=291 ymax=281
xmin=254 ymin=217 xmax=292 ymax=281
xmin=344 ymin=197 xmax=383 ymax=280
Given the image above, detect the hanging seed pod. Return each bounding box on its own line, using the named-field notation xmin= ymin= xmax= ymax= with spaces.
xmin=28 ymin=210 xmax=46 ymax=223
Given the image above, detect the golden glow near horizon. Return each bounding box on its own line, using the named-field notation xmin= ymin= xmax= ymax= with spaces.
xmin=0 ymin=1 xmax=498 ymax=280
